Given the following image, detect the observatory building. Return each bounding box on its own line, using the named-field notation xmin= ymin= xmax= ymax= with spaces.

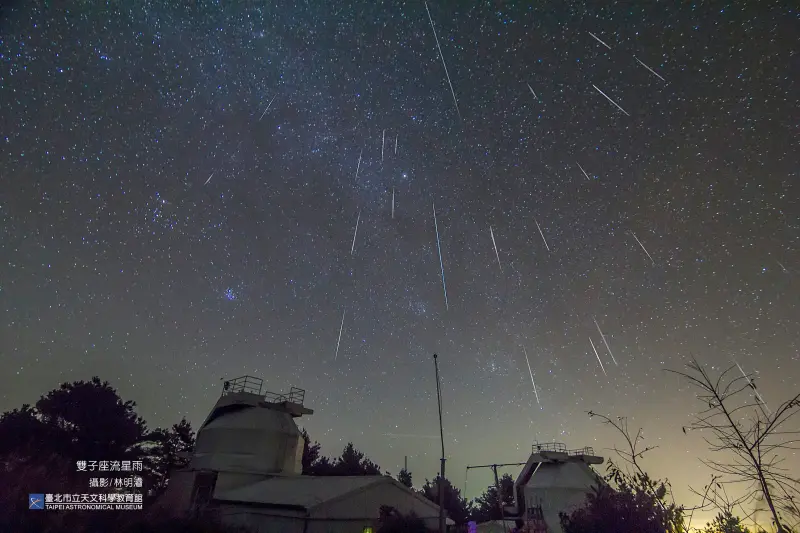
xmin=505 ymin=443 xmax=604 ymax=533
xmin=158 ymin=376 xmax=450 ymax=533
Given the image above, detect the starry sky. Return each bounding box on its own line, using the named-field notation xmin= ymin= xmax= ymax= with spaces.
xmin=1 ymin=0 xmax=797 ymax=524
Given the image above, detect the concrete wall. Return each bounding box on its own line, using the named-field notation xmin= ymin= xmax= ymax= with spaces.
xmin=217 ymin=503 xmax=307 ymax=533
xmin=307 ymin=519 xmax=376 ymax=533
xmin=193 ymin=405 xmax=303 ymax=475
xmin=525 ymin=487 xmax=590 ymax=533
xmin=217 ymin=505 xmax=378 ymax=533
xmin=313 ymin=480 xmax=442 ymax=530
xmin=219 ymin=508 xmax=377 ymax=533
xmin=214 ymin=480 xmax=443 ymax=533
xmin=215 ymin=471 xmax=272 ymax=492
xmin=523 ymin=462 xmax=599 ymax=533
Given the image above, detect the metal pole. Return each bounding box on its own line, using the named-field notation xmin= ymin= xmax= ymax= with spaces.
xmin=434 ymin=353 xmax=446 ymax=533
xmin=493 ymin=465 xmax=508 ymax=533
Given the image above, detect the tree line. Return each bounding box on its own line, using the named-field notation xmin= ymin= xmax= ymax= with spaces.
xmin=300 ymin=423 xmax=521 ymax=524
xmin=1 ymin=358 xmax=798 ymax=532
xmin=0 ymin=376 xmax=506 ymax=531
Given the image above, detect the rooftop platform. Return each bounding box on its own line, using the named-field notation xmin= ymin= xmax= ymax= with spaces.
xmin=219 ymin=375 xmax=313 ymax=417
xmin=528 ymin=442 xmax=603 ymax=465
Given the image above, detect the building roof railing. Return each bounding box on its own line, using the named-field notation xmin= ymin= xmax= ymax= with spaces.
xmin=532 ymin=442 xmax=567 ymax=453
xmin=222 ymin=376 xmax=306 ymax=406
xmin=264 ymin=387 xmax=306 ymax=405
xmin=532 ymin=442 xmax=595 ymax=456
xmin=223 ymin=376 xmax=263 ymax=395
xmin=568 ymin=446 xmax=595 ymax=456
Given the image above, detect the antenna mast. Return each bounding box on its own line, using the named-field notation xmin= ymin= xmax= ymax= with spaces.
xmin=433 ymin=353 xmax=446 ymax=533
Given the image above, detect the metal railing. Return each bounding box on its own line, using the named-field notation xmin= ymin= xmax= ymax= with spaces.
xmin=264 ymin=386 xmax=306 ymax=405
xmin=531 ymin=442 xmax=595 ymax=456
xmin=532 ymin=442 xmax=567 ymax=453
xmin=569 ymin=446 xmax=595 ymax=456
xmin=223 ymin=376 xmax=263 ymax=395
xmin=222 ymin=376 xmax=306 ymax=406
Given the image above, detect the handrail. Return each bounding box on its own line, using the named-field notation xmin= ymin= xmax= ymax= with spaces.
xmin=222 ymin=376 xmax=306 ymax=406
xmin=531 ymin=442 xmax=595 ymax=456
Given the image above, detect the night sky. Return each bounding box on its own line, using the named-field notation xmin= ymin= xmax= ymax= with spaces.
xmin=1 ymin=0 xmax=797 ymax=523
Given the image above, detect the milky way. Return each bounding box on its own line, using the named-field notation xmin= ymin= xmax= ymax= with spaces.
xmin=0 ymin=2 xmax=797 ymax=521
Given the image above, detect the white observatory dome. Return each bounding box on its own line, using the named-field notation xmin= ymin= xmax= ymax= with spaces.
xmin=191 ymin=377 xmax=314 ymax=476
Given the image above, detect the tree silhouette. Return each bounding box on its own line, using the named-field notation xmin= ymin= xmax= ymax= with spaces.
xmin=0 ymin=377 xmax=194 ymax=500
xmin=301 ymin=428 xmax=322 ymax=473
xmin=0 ymin=405 xmax=54 ymax=457
xmin=300 ymin=432 xmax=381 ymax=476
xmin=36 ymin=377 xmax=150 ymax=461
xmin=378 ymin=505 xmax=431 ymax=533
xmin=398 ymin=467 xmax=413 ymax=488
xmin=702 ymin=511 xmax=752 ymax=533
xmin=471 ymin=473 xmax=516 ymax=522
xmin=0 ymin=378 xmax=151 ymax=470
xmin=145 ymin=418 xmax=196 ymax=496
xmin=560 ymin=472 xmax=685 ymax=533
xmin=0 ymin=451 xmax=74 ymax=531
xmin=420 ymin=475 xmax=472 ymax=525
xmin=0 ymin=377 xmax=207 ymax=531
xmin=308 ymin=455 xmax=336 ymax=475
xmin=570 ymin=412 xmax=685 ymax=533
xmin=334 ymin=442 xmax=382 ymax=475
xmin=669 ymin=359 xmax=800 ymax=532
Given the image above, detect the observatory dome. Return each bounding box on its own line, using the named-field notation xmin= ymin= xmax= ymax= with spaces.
xmin=191 ymin=377 xmax=313 ymax=476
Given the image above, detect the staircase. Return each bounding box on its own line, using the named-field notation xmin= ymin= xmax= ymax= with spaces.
xmin=526 ymin=505 xmax=548 ymax=533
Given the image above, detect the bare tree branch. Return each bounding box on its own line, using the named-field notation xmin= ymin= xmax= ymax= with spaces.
xmin=667 ymin=357 xmax=800 ymax=533
xmin=587 ymin=411 xmax=673 ymax=513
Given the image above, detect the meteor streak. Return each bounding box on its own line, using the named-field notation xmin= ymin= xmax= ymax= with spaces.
xmin=593 ymin=317 xmax=617 ymax=365
xmin=351 ymin=211 xmax=361 ymax=255
xmin=534 ymin=218 xmax=550 ymax=251
xmin=589 ymin=337 xmax=607 ymax=376
xmin=523 ymin=346 xmax=541 ymax=406
xmin=334 ymin=311 xmax=346 ymax=361
xmin=592 ymin=84 xmax=630 ymax=116
xmin=425 ymin=2 xmax=462 ymax=121
xmin=588 ymin=32 xmax=612 ymax=50
xmin=490 ymin=226 xmax=502 ymax=271
xmin=433 ymin=202 xmax=449 ymax=310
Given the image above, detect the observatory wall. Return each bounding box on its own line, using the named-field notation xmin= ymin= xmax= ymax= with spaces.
xmin=192 ymin=404 xmax=303 ymax=475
